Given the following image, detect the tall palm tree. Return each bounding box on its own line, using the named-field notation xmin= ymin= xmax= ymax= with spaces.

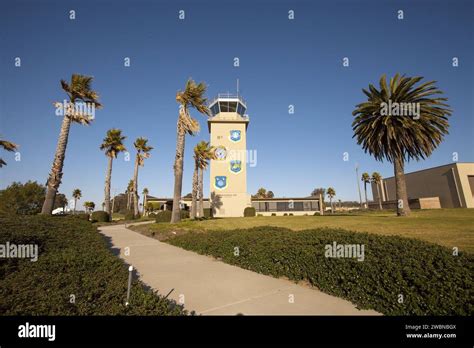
xmin=361 ymin=172 xmax=370 ymax=209
xmin=0 ymin=137 xmax=18 ymax=167
xmin=327 ymin=187 xmax=336 ymax=213
xmin=191 ymin=141 xmax=215 ymax=219
xmin=171 ymin=79 xmax=210 ymax=223
xmin=100 ymin=129 xmax=126 ymax=221
xmin=72 ymin=189 xmax=82 ymax=214
xmin=132 ymin=138 xmax=153 ymax=217
xmin=142 ymin=188 xmax=149 ymax=215
xmin=41 ymin=74 xmax=101 ymax=214
xmin=352 ymin=74 xmax=451 ymax=216
xmin=371 ymin=172 xmax=383 ymax=210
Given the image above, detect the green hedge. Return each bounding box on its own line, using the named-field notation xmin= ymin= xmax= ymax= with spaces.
xmin=0 ymin=215 xmax=187 ymax=315
xmin=155 ymin=210 xmax=172 ymax=223
xmin=168 ymin=226 xmax=473 ymax=315
xmin=203 ymin=208 xmax=212 ymax=218
xmin=243 ymin=207 xmax=256 ymax=217
xmin=91 ymin=211 xmax=109 ymax=223
xmin=73 ymin=213 xmax=90 ymax=221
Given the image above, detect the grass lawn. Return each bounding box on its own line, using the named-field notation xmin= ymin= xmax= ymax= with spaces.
xmin=131 ymin=208 xmax=474 ymax=253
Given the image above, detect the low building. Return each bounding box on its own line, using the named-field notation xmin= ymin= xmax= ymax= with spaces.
xmin=371 ymin=162 xmax=474 ymax=208
xmin=146 ymin=196 xmax=321 ymax=216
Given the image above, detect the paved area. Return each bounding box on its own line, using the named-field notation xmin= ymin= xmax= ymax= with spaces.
xmin=99 ymin=223 xmax=379 ymax=315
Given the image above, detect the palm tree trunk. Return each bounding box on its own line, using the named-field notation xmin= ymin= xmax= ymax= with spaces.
xmin=142 ymin=195 xmax=147 ymax=216
xmin=364 ymin=182 xmax=368 ymax=209
xmin=394 ymin=156 xmax=411 ymax=216
xmin=191 ymin=160 xmax=198 ymax=219
xmin=330 ymin=198 xmax=333 ymax=214
xmin=199 ymin=167 xmax=204 ymax=218
xmin=41 ymin=116 xmax=72 ymax=214
xmin=104 ymin=156 xmax=113 ymax=221
xmin=376 ymin=182 xmax=383 ymax=210
xmin=133 ymin=157 xmax=140 ymax=217
xmin=73 ymin=198 xmax=77 ymax=214
xmin=171 ymin=126 xmax=186 ymax=223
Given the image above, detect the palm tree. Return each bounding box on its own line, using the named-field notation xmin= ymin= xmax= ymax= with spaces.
xmin=126 ymin=180 xmax=134 ymax=211
xmin=83 ymin=201 xmax=95 ymax=213
xmin=327 ymin=187 xmax=336 ymax=213
xmin=361 ymin=172 xmax=370 ymax=209
xmin=0 ymin=137 xmax=18 ymax=167
xmin=132 ymin=138 xmax=153 ymax=217
xmin=41 ymin=74 xmax=101 ymax=214
xmin=352 ymin=74 xmax=451 ymax=216
xmin=100 ymin=129 xmax=127 ymax=221
xmin=72 ymin=189 xmax=82 ymax=214
xmin=311 ymin=188 xmax=326 ymax=210
xmin=371 ymin=172 xmax=383 ymax=210
xmin=142 ymin=188 xmax=149 ymax=215
xmin=193 ymin=141 xmax=215 ymax=218
xmin=171 ymin=79 xmax=210 ymax=223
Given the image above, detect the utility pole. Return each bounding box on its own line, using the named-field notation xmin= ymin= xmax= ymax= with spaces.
xmin=355 ymin=163 xmax=363 ymax=208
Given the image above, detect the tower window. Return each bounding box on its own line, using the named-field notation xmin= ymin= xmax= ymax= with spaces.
xmin=228 ymin=102 xmax=237 ymax=112
xmin=219 ymin=101 xmax=229 ymax=112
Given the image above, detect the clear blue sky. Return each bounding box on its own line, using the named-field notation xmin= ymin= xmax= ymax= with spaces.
xmin=1 ymin=0 xmax=473 ymax=207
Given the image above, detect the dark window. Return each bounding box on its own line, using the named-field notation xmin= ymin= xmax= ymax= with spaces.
xmin=211 ymin=103 xmax=219 ymax=115
xmin=219 ymin=101 xmax=229 ymax=112
xmin=229 ymin=102 xmax=237 ymax=112
xmin=293 ymin=202 xmax=304 ymax=211
xmin=277 ymin=202 xmax=288 ymax=211
xmin=237 ymin=103 xmax=243 ymax=115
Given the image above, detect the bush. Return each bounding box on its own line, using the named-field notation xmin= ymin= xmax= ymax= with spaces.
xmin=73 ymin=213 xmax=90 ymax=221
xmin=91 ymin=211 xmax=109 ymax=223
xmin=289 ymin=213 xmax=294 ymax=216
xmin=168 ymin=226 xmax=473 ymax=315
xmin=243 ymin=207 xmax=256 ymax=217
xmin=0 ymin=215 xmax=187 ymax=315
xmin=283 ymin=213 xmax=288 ymax=216
xmin=124 ymin=211 xmax=136 ymax=220
xmin=155 ymin=210 xmax=172 ymax=223
xmin=180 ymin=210 xmax=190 ymax=219
xmin=271 ymin=213 xmax=276 ymax=216
xmin=203 ymin=208 xmax=213 ymax=218
xmin=257 ymin=214 xmax=263 ymax=217
xmin=0 ymin=181 xmax=46 ymax=215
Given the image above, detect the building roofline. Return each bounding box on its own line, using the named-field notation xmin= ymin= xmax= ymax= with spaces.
xmin=251 ymin=197 xmax=320 ymax=201
xmin=380 ymin=162 xmax=473 ymax=181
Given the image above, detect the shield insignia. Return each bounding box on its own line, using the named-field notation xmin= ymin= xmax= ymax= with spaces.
xmin=230 ymin=160 xmax=242 ymax=174
xmin=214 ymin=176 xmax=227 ymax=190
xmin=229 ymin=130 xmax=241 ymax=142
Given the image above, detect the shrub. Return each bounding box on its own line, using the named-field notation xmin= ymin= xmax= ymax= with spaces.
xmin=155 ymin=210 xmax=172 ymax=223
xmin=180 ymin=210 xmax=190 ymax=219
xmin=203 ymin=208 xmax=213 ymax=218
xmin=289 ymin=213 xmax=294 ymax=216
xmin=283 ymin=213 xmax=288 ymax=216
xmin=91 ymin=211 xmax=109 ymax=223
xmin=257 ymin=214 xmax=263 ymax=217
xmin=271 ymin=213 xmax=276 ymax=216
xmin=0 ymin=215 xmax=187 ymax=315
xmin=0 ymin=181 xmax=46 ymax=215
xmin=124 ymin=211 xmax=136 ymax=220
xmin=168 ymin=226 xmax=473 ymax=315
xmin=243 ymin=207 xmax=256 ymax=217
xmin=73 ymin=213 xmax=90 ymax=221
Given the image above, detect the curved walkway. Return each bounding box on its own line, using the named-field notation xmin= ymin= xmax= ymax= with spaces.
xmin=99 ymin=223 xmax=379 ymax=315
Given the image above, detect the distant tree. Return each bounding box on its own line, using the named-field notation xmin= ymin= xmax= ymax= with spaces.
xmin=72 ymin=189 xmax=82 ymax=214
xmin=327 ymin=187 xmax=336 ymax=213
xmin=371 ymin=172 xmax=383 ymax=210
xmin=142 ymin=188 xmax=149 ymax=214
xmin=266 ymin=191 xmax=275 ymax=198
xmin=0 ymin=181 xmax=46 ymax=215
xmin=83 ymin=201 xmax=95 ymax=213
xmin=311 ymin=188 xmax=326 ymax=208
xmin=53 ymin=193 xmax=68 ymax=211
xmin=361 ymin=173 xmax=370 ymax=208
xmin=132 ymin=137 xmax=153 ymax=217
xmin=184 ymin=192 xmax=193 ymax=198
xmin=0 ymin=137 xmax=18 ymax=167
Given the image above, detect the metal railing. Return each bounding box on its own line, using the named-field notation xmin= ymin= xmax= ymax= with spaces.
xmin=208 ymin=93 xmax=246 ymax=106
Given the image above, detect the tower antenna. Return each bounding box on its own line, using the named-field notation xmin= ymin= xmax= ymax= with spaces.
xmin=236 ymin=78 xmax=239 ymax=96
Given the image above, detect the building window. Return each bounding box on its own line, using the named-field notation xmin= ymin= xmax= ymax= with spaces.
xmin=219 ymin=101 xmax=229 ymax=112
xmin=228 ymin=102 xmax=237 ymax=112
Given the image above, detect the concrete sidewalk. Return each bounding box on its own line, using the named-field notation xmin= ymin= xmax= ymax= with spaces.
xmin=99 ymin=223 xmax=379 ymax=315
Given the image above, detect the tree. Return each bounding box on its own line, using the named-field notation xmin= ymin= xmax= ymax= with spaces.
xmin=100 ymin=129 xmax=127 ymax=221
xmin=327 ymin=187 xmax=336 ymax=213
xmin=361 ymin=172 xmax=370 ymax=209
xmin=53 ymin=193 xmax=68 ymax=211
xmin=171 ymin=79 xmax=210 ymax=223
xmin=353 ymin=74 xmax=451 ymax=216
xmin=142 ymin=188 xmax=149 ymax=215
xmin=41 ymin=74 xmax=101 ymax=214
xmin=126 ymin=180 xmax=134 ymax=211
xmin=132 ymin=138 xmax=153 ymax=217
xmin=72 ymin=189 xmax=82 ymax=214
xmin=83 ymin=201 xmax=95 ymax=213
xmin=0 ymin=181 xmax=46 ymax=215
xmin=266 ymin=191 xmax=275 ymax=198
xmin=311 ymin=188 xmax=326 ymax=209
xmin=371 ymin=172 xmax=383 ymax=210
xmin=191 ymin=141 xmax=215 ymax=218
xmin=0 ymin=137 xmax=18 ymax=167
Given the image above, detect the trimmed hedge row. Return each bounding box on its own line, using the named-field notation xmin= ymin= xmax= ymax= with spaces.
xmin=0 ymin=215 xmax=187 ymax=315
xmin=155 ymin=210 xmax=189 ymax=223
xmin=91 ymin=210 xmax=109 ymax=223
xmin=168 ymin=226 xmax=473 ymax=315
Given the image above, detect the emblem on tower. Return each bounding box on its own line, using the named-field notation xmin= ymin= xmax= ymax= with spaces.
xmin=230 ymin=160 xmax=242 ymax=174
xmin=214 ymin=176 xmax=227 ymax=190
xmin=229 ymin=130 xmax=241 ymax=142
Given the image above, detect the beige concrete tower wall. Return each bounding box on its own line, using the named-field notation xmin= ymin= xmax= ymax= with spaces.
xmin=371 ymin=163 xmax=474 ymax=208
xmin=209 ymin=114 xmax=250 ymax=217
